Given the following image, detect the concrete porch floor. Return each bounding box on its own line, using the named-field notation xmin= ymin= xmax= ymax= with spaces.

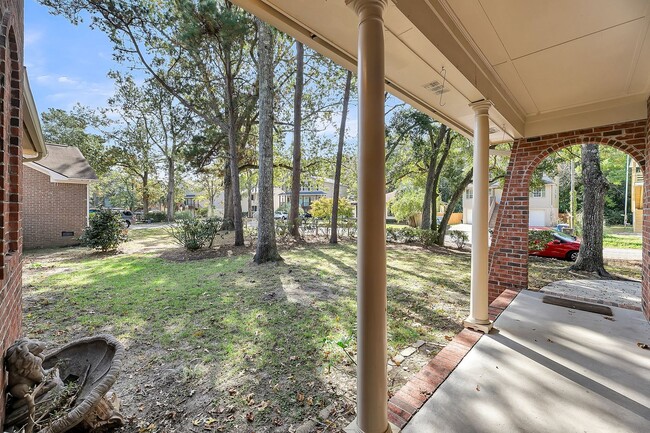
xmin=403 ymin=290 xmax=650 ymax=433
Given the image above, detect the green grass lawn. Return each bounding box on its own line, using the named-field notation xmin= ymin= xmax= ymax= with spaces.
xmin=21 ymin=227 xmax=640 ymax=432
xmin=22 ymin=228 xmax=471 ymax=432
xmin=602 ymin=233 xmax=642 ymax=249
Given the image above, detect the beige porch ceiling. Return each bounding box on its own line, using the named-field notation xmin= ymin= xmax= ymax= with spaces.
xmin=232 ymin=0 xmax=650 ymax=142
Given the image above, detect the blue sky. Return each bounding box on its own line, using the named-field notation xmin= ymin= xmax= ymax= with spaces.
xmin=23 ymin=0 xmax=368 ymax=140
xmin=25 ymin=0 xmax=123 ymax=113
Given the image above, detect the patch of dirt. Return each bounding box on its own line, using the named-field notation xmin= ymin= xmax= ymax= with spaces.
xmin=160 ymin=245 xmax=254 ymax=262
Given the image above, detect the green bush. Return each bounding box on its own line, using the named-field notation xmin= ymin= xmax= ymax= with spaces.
xmin=174 ymin=210 xmax=194 ymax=221
xmin=528 ymin=230 xmax=554 ymax=251
xmin=144 ymin=211 xmax=167 ymax=223
xmin=417 ymin=228 xmax=438 ymax=247
xmin=386 ymin=227 xmax=436 ymax=246
xmin=168 ymin=217 xmax=224 ymax=251
xmin=449 ymin=230 xmax=469 ymax=249
xmin=310 ymin=197 xmax=354 ymax=220
xmin=195 ymin=207 xmax=209 ymax=218
xmin=80 ymin=208 xmax=128 ymax=252
xmin=388 ymin=189 xmax=423 ymax=226
xmin=275 ymin=218 xmax=290 ymax=239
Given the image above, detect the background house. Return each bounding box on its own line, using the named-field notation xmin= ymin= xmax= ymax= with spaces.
xmin=213 ymin=186 xmax=284 ymax=217
xmin=464 ymin=176 xmax=559 ymax=227
xmin=23 ymin=144 xmax=97 ymax=249
xmin=279 ymin=178 xmax=348 ymax=212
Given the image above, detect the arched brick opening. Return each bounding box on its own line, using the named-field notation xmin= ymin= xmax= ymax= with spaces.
xmin=488 ymin=117 xmax=650 ymax=320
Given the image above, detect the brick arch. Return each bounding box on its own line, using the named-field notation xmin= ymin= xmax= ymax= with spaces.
xmin=525 ymin=136 xmax=646 ymax=183
xmin=488 ymin=117 xmax=650 ymax=321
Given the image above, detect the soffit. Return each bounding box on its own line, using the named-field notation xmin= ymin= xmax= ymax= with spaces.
xmin=443 ymin=0 xmax=650 ymax=133
xmin=233 ymin=0 xmax=650 ymax=141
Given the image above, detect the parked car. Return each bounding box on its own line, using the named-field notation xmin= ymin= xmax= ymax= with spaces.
xmin=274 ymin=211 xmax=288 ymax=220
xmin=120 ymin=210 xmax=135 ymax=228
xmin=529 ymin=229 xmax=580 ymax=261
xmin=89 ymin=208 xmax=135 ymax=228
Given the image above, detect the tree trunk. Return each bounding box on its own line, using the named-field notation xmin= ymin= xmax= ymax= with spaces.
xmin=421 ymin=160 xmax=435 ymax=229
xmin=330 ymin=70 xmax=353 ymax=244
xmin=166 ymin=158 xmax=175 ymax=222
xmin=254 ymin=19 xmax=282 ymax=263
xmin=142 ymin=171 xmax=150 ymax=216
xmin=571 ymin=144 xmax=610 ymax=276
xmin=222 ymin=161 xmax=234 ymax=230
xmin=225 ymin=49 xmax=245 ymax=246
xmin=436 ymin=167 xmax=473 ymax=246
xmin=430 ymin=129 xmax=452 ymax=232
xmin=289 ymin=41 xmax=304 ymax=238
xmin=421 ymin=125 xmax=447 ymax=229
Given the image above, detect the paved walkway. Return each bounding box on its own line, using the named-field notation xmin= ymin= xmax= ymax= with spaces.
xmin=541 ymin=279 xmax=642 ymax=311
xmin=404 ymin=291 xmax=650 ymax=433
xmin=603 ymin=247 xmax=642 ymax=261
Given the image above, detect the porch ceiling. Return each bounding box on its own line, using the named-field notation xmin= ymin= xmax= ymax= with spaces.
xmin=232 ymin=0 xmax=650 ymax=142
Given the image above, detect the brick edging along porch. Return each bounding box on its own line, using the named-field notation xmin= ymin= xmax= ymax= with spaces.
xmin=386 ymin=289 xmax=520 ymax=429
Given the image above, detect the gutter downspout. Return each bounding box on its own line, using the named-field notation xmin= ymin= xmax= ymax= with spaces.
xmin=22 ymin=67 xmax=47 ymax=162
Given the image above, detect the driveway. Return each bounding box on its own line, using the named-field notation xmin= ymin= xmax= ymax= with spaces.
xmin=445 ymin=225 xmax=642 ymax=261
xmin=603 ymin=247 xmax=642 ymax=261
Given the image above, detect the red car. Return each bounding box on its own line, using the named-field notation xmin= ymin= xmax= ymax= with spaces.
xmin=529 ymin=230 xmax=581 ymax=261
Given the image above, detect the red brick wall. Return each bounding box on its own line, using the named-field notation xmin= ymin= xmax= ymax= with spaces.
xmin=488 ymin=118 xmax=648 ymax=315
xmin=23 ymin=166 xmax=88 ymax=249
xmin=0 ymin=0 xmax=24 ymax=423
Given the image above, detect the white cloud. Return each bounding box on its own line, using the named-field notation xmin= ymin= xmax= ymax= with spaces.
xmin=24 ymin=29 xmax=43 ymax=47
xmin=57 ymin=76 xmax=78 ymax=84
xmin=35 ymin=74 xmax=52 ymax=83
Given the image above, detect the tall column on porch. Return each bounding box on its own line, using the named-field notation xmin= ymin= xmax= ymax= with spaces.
xmin=347 ymin=1 xmax=390 ymax=432
xmin=464 ymin=100 xmax=494 ymax=333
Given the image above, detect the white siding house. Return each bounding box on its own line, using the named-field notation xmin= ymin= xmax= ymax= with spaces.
xmin=464 ymin=177 xmax=559 ymax=227
xmin=213 ymin=187 xmax=284 ymax=217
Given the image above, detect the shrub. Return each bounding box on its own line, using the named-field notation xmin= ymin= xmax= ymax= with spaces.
xmin=388 ymin=189 xmax=424 ymax=226
xmin=144 ymin=211 xmax=167 ymax=223
xmin=275 ymin=218 xmax=290 ymax=239
xmin=202 ymin=217 xmax=224 ymax=248
xmin=195 ymin=207 xmax=209 ymax=218
xmin=386 ymin=227 xmax=399 ymax=243
xmin=168 ymin=217 xmax=224 ymax=251
xmin=417 ymin=228 xmax=437 ymax=247
xmin=385 ymin=227 xmax=436 ymax=246
xmin=400 ymin=226 xmax=418 ymax=243
xmin=449 ymin=230 xmax=469 ymax=249
xmin=80 ymin=208 xmax=128 ymax=252
xmin=174 ymin=210 xmax=194 ymax=221
xmin=310 ymin=197 xmax=354 ymax=220
xmin=528 ymin=230 xmax=554 ymax=251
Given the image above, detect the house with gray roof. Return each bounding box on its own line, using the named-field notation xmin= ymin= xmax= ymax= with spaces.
xmin=23 ymin=143 xmax=98 ymax=249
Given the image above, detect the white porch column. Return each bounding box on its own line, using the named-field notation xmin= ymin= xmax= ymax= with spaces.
xmin=464 ymin=100 xmax=494 ymax=334
xmin=346 ymin=1 xmax=391 ymax=432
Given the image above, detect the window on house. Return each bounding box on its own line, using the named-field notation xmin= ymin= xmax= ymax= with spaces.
xmin=531 ymin=188 xmax=545 ymax=198
xmin=466 ymin=189 xmax=473 ymax=199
